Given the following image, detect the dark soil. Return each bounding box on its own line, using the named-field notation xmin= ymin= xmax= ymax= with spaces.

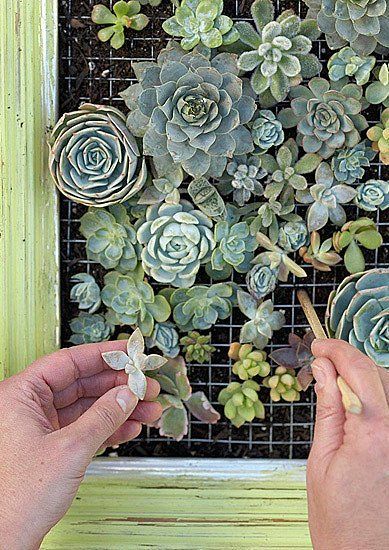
xmin=58 ymin=0 xmax=388 ymax=459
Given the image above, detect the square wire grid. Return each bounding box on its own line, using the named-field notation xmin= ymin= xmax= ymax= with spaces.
xmin=59 ymin=0 xmax=388 ymax=459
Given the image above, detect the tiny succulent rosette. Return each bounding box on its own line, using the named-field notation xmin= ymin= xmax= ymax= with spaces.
xmin=331 ymin=141 xmax=376 ymax=185
xmin=366 ymin=64 xmax=389 ymax=107
xmin=49 ymin=104 xmax=147 ymax=206
xmin=102 ymin=328 xmax=167 ymax=399
xmin=101 ymin=265 xmax=171 ymax=336
xmin=218 ymin=380 xmax=265 ymax=428
xmin=223 ymin=155 xmax=266 ymax=207
xmin=326 ymin=268 xmax=389 ymax=368
xmin=92 ymin=1 xmax=149 ymax=50
xmin=70 ymin=273 xmax=101 ymax=313
xmin=251 ymin=110 xmax=284 ymax=152
xmin=327 ymin=47 xmax=375 ymax=85
xmin=180 ymin=331 xmax=216 ymax=363
xmin=121 ymin=42 xmax=256 ymax=179
xmin=146 ymin=322 xmax=180 ymax=358
xmin=263 ymin=366 xmax=302 ymax=402
xmin=229 ymin=343 xmax=270 ymax=380
xmin=246 ymin=263 xmax=279 ymax=301
xmin=69 ymin=313 xmax=114 ymax=344
xmin=278 ymin=78 xmax=368 ymax=160
xmin=270 ymin=331 xmax=315 ymax=390
xmin=80 ymin=205 xmax=141 ymax=272
xmin=136 ymin=200 xmax=215 ymax=288
xmin=238 ymin=291 xmax=285 ymax=349
xmin=355 ymin=179 xmax=389 ymax=211
xmin=299 ymin=231 xmax=342 ymax=271
xmin=277 ymin=220 xmax=309 ymax=253
xmin=188 ymin=178 xmax=226 ymax=219
xmin=367 ymin=107 xmax=389 ymax=165
xmin=296 ymin=162 xmax=357 ymax=232
xmin=162 ymin=0 xmax=239 ymax=51
xmin=236 ymin=0 xmax=321 ymax=106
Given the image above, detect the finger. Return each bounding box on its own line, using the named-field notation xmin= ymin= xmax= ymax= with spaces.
xmin=130 ymin=401 xmax=162 ymax=424
xmin=103 ymin=420 xmax=142 ymax=448
xmin=378 ymin=368 xmax=389 ymax=404
xmin=312 ymin=339 xmax=388 ymax=418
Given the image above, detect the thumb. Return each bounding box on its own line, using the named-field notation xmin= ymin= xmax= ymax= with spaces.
xmin=61 ymin=385 xmax=138 ymax=459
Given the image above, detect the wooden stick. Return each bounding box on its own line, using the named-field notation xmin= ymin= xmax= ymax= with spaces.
xmin=297 ymin=290 xmax=362 ymax=415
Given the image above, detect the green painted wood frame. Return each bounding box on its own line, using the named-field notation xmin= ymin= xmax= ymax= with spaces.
xmin=0 ymin=2 xmax=311 ymax=547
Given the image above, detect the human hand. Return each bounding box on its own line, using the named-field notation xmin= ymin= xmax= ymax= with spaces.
xmin=0 ymin=341 xmax=162 ymax=550
xmin=307 ymin=339 xmax=389 ymax=550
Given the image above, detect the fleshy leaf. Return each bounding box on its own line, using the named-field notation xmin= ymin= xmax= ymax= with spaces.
xmin=186 ymin=391 xmax=221 ymax=423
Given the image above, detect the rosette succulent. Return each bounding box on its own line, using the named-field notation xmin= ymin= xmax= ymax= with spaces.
xmin=69 ymin=313 xmax=114 ymax=345
xmin=170 ymin=284 xmax=234 ymax=332
xmin=326 ymin=268 xmax=389 ymax=367
xmin=91 ymin=1 xmax=149 ymax=49
xmin=49 ymin=104 xmax=147 ymax=206
xmin=367 ymin=107 xmax=389 ymax=164
xmin=146 ymin=322 xmax=180 ymax=358
xmin=278 ymin=78 xmax=368 ymax=159
xmin=331 ymin=141 xmax=376 ymax=185
xmin=333 ymin=218 xmax=383 ymax=273
xmin=70 ymin=273 xmax=101 ymax=313
xmin=80 ymin=205 xmax=140 ymax=272
xmin=251 ymin=110 xmax=284 ymax=152
xmin=223 ymin=155 xmax=266 ymax=206
xmin=180 ymin=331 xmax=216 ymax=364
xmin=263 ymin=366 xmax=302 ymax=402
xmin=355 ymin=179 xmax=389 ymax=211
xmin=218 ymin=380 xmax=265 ymax=428
xmin=278 ymin=220 xmax=309 ymax=252
xmin=229 ymin=343 xmax=270 ymax=381
xmin=299 ymin=231 xmax=342 ymax=271
xmin=296 ymin=162 xmax=357 ymax=231
xmin=162 ymin=0 xmax=239 ymax=50
xmin=139 ymin=158 xmax=184 ymax=206
xmin=327 ymin=47 xmax=375 ymax=85
xmin=122 ymin=42 xmax=256 ymax=178
xmin=238 ymin=292 xmax=285 ymax=349
xmin=366 ymin=64 xmax=389 ymax=107
xmin=246 ymin=263 xmax=279 ymax=300
xmin=101 ymin=266 xmax=171 ymax=336
xmin=236 ymin=0 xmax=321 ymax=106
xmin=136 ymin=200 xmax=215 ymax=288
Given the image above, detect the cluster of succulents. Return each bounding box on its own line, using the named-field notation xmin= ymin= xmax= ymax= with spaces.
xmin=50 ymin=0 xmax=388 ymax=439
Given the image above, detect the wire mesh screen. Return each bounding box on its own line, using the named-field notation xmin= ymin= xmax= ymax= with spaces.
xmin=59 ymin=0 xmax=388 ymax=458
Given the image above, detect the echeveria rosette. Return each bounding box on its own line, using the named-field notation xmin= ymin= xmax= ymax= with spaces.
xmin=218 ymin=380 xmax=265 ymax=427
xmin=70 ymin=273 xmax=101 ymax=314
xmin=366 ymin=64 xmax=389 ymax=107
xmin=278 ymin=78 xmax=368 ymax=160
xmin=263 ymin=366 xmax=302 ymax=402
xmin=296 ymin=162 xmax=357 ymax=232
xmin=238 ymin=291 xmax=285 ymax=349
xmin=136 ymin=200 xmax=215 ymax=288
xmin=206 ymin=221 xmax=258 ymax=280
xmin=327 ymin=47 xmax=375 ymax=85
xmin=251 ymin=110 xmax=284 ymax=153
xmin=229 ymin=343 xmax=270 ymax=380
xmin=121 ymin=42 xmax=256 ymax=178
xmin=101 ymin=265 xmax=171 ymax=336
xmin=355 ymin=179 xmax=389 ymax=211
xmin=49 ymin=104 xmax=147 ymax=206
xmin=180 ymin=331 xmax=216 ymax=364
xmin=162 ymin=0 xmax=239 ymax=51
xmin=69 ymin=313 xmax=114 ymax=345
xmin=146 ymin=322 xmax=180 ymax=358
xmin=326 ymin=268 xmax=389 ymax=368
xmin=236 ymin=0 xmax=321 ymax=106
xmin=246 ymin=263 xmax=279 ymax=300
xmin=278 ymin=220 xmax=309 ymax=253
xmin=170 ymin=284 xmax=234 ymax=332
xmin=331 ymin=141 xmax=376 ymax=185
xmin=223 ymin=155 xmax=266 ymax=206
xmin=367 ymin=107 xmax=389 ymax=165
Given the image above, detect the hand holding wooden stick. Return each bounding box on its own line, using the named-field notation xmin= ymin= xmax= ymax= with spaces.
xmin=297 ymin=290 xmax=363 ymax=415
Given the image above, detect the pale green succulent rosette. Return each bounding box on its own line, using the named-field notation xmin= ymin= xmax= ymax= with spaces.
xmin=223 ymin=155 xmax=266 ymax=206
xmin=251 ymin=110 xmax=284 ymax=152
xmin=238 ymin=291 xmax=285 ymax=349
xmin=331 ymin=141 xmax=376 ymax=185
xmin=246 ymin=264 xmax=279 ymax=300
xmin=146 ymin=322 xmax=180 ymax=358
xmin=218 ymin=380 xmax=265 ymax=427
xmin=277 ymin=220 xmax=309 ymax=253
xmin=326 ymin=268 xmax=389 ymax=368
xmin=136 ymin=200 xmax=215 ymax=288
xmin=327 ymin=47 xmax=375 ymax=85
xmin=355 ymin=179 xmax=389 ymax=211
xmin=70 ymin=273 xmax=102 ymax=314
xmin=69 ymin=313 xmax=114 ymax=344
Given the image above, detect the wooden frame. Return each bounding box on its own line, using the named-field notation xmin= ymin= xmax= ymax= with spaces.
xmin=1 ymin=2 xmax=311 ymax=547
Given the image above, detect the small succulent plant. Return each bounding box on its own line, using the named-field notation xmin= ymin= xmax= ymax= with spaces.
xmin=236 ymin=0 xmax=321 ymax=106
xmin=138 ymin=158 xmax=184 ymax=206
xmin=249 ymin=193 xmax=300 ymax=244
xmin=299 ymin=231 xmax=342 ymax=272
xmin=251 ymin=110 xmax=284 ymax=152
xmin=224 ymin=155 xmax=266 ymax=206
xmin=326 ymin=268 xmax=389 ymax=368
xmin=188 ymin=178 xmax=226 ymax=219
xmin=263 ymin=367 xmax=302 ymax=402
xmin=122 ymin=42 xmax=256 ymax=178
xmin=229 ymin=343 xmax=270 ymax=380
xmin=366 ymin=64 xmax=389 ymax=107
xmin=238 ymin=292 xmax=285 ymax=349
xmin=367 ymin=107 xmax=389 ymax=165
xmin=91 ymin=1 xmax=149 ymax=49
xmin=296 ymin=162 xmax=357 ymax=232
xmin=69 ymin=313 xmax=114 ymax=345
xmin=49 ymin=104 xmax=147 ymax=206
xmin=331 ymin=141 xmax=376 ymax=185
xmin=136 ymin=200 xmax=215 ymax=288
xmin=327 ymin=47 xmax=375 ymax=85
xmin=170 ymin=284 xmax=234 ymax=332
xmin=246 ymin=263 xmax=279 ymax=301
xmin=70 ymin=273 xmax=101 ymax=313
xmin=278 ymin=78 xmax=367 ymax=160
xmin=333 ymin=218 xmax=383 ymax=274
xmin=162 ymin=0 xmax=238 ymax=50
xmin=270 ymin=331 xmax=315 ymax=391
xmin=102 ymin=328 xmax=167 ymax=399
xmin=152 ymin=357 xmax=220 ymax=440
xmin=101 ymin=266 xmax=171 ymax=336
xmin=355 ymin=179 xmax=389 ymax=211
xmin=218 ymin=380 xmax=265 ymax=428
xmin=253 ymin=232 xmax=308 ymax=282
xmin=180 ymin=331 xmax=216 ymax=364
xmin=146 ymin=322 xmax=180 ymax=358
xmin=206 ymin=221 xmax=258 ymax=280
xmin=80 ymin=205 xmax=141 ymax=272
xmin=277 ymin=220 xmax=309 ymax=253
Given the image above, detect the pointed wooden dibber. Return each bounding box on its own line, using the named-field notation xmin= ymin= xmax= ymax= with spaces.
xmin=297 ymin=290 xmax=362 ymax=415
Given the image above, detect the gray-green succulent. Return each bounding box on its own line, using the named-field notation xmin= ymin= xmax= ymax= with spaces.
xmin=355 ymin=179 xmax=389 ymax=211
xmin=223 ymin=155 xmax=266 ymax=206
xmin=138 ymin=157 xmax=184 ymax=206
xmin=236 ymin=0 xmax=321 ymax=106
xmin=246 ymin=263 xmax=279 ymax=300
xmin=70 ymin=273 xmax=101 ymax=313
xmin=218 ymin=380 xmax=265 ymax=428
xmin=366 ymin=63 xmax=389 ymax=107
xmin=331 ymin=141 xmax=376 ymax=185
xmin=69 ymin=313 xmax=114 ymax=345
xmin=162 ymin=0 xmax=239 ymax=51
xmin=326 ymin=268 xmax=389 ymax=368
xmin=251 ymin=109 xmax=284 ymax=152
xmin=121 ymin=42 xmax=256 ymax=178
xmin=238 ymin=291 xmax=285 ymax=349
xmin=80 ymin=205 xmax=141 ymax=272
xmin=146 ymin=322 xmax=180 ymax=358
xmin=277 ymin=220 xmax=309 ymax=253
xmin=136 ymin=200 xmax=215 ymax=288
xmin=249 ymin=194 xmax=301 ymax=244
xmin=299 ymin=231 xmax=342 ymax=271
xmin=180 ymin=331 xmax=216 ymax=363
xmin=327 ymin=47 xmax=375 ymax=85
xmin=188 ymin=178 xmax=226 ymax=219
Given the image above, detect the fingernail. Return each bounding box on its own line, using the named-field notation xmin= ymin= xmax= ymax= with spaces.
xmin=116 ymin=386 xmax=137 ymax=413
xmin=312 ymin=360 xmax=327 ymax=390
